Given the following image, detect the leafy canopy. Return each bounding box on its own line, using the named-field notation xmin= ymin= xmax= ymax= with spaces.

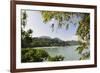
xmin=41 ymin=11 xmax=90 ymax=60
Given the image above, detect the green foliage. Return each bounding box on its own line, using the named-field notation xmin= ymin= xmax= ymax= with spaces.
xmin=76 ymin=46 xmax=84 ymax=54
xmin=35 ymin=49 xmax=49 ymax=60
xmin=31 ymin=37 xmax=68 ymax=47
xmin=41 ymin=11 xmax=90 ymax=41
xmin=27 ymin=29 xmax=33 ymax=35
xmin=21 ymin=48 xmax=64 ymax=62
xmin=21 ymin=29 xmax=33 ymax=48
xmin=21 ymin=10 xmax=27 ymax=28
xmin=48 ymin=55 xmax=64 ymax=61
xmin=76 ymin=14 xmax=90 ymax=41
xmin=76 ymin=43 xmax=88 ymax=54
xmin=21 ymin=48 xmax=49 ymax=62
xmin=41 ymin=11 xmax=74 ymax=28
xmin=76 ymin=14 xmax=90 ymax=60
xmin=31 ymin=37 xmax=80 ymax=47
xmin=21 ymin=10 xmax=33 ymax=48
xmin=76 ymin=42 xmax=90 ymax=60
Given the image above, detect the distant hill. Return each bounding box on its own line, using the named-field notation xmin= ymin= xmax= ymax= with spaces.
xmin=39 ymin=36 xmax=52 ymax=39
xmin=31 ymin=36 xmax=81 ymax=47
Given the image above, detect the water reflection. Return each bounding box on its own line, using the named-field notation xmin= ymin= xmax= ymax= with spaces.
xmin=34 ymin=46 xmax=83 ymax=61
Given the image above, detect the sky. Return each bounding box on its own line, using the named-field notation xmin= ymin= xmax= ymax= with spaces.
xmin=24 ymin=10 xmax=82 ymax=41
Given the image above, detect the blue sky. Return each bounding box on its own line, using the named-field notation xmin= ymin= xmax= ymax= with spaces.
xmin=24 ymin=10 xmax=81 ymax=41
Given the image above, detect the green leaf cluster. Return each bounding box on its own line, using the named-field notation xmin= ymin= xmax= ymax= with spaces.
xmin=21 ymin=48 xmax=49 ymax=62
xmin=76 ymin=14 xmax=90 ymax=41
xmin=48 ymin=55 xmax=64 ymax=61
xmin=41 ymin=11 xmax=72 ymax=28
xmin=21 ymin=10 xmax=33 ymax=48
xmin=21 ymin=48 xmax=64 ymax=62
xmin=76 ymin=43 xmax=88 ymax=54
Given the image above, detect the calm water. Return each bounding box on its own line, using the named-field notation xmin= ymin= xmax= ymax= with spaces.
xmin=34 ymin=46 xmax=81 ymax=61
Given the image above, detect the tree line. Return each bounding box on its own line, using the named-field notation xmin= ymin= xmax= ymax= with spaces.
xmin=22 ymin=36 xmax=81 ymax=48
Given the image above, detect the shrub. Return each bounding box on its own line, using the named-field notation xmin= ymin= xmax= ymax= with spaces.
xmin=48 ymin=55 xmax=64 ymax=61
xmin=21 ymin=48 xmax=49 ymax=62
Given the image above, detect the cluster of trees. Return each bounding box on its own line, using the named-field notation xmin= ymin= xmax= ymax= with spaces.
xmin=21 ymin=48 xmax=64 ymax=62
xmin=41 ymin=11 xmax=90 ymax=60
xmin=26 ymin=37 xmax=81 ymax=48
xmin=31 ymin=37 xmax=67 ymax=47
xmin=21 ymin=10 xmax=33 ymax=48
xmin=76 ymin=14 xmax=90 ymax=60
